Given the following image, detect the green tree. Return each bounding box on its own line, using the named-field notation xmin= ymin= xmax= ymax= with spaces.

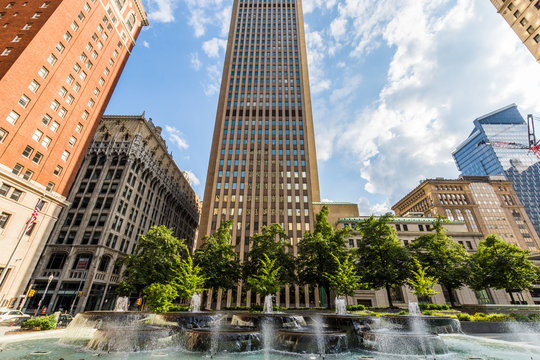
xmin=407 ymin=260 xmax=440 ymax=302
xmin=354 ymin=214 xmax=411 ymax=308
xmin=144 ymin=283 xmax=178 ymax=313
xmin=117 ymin=226 xmax=188 ymax=296
xmin=194 ymin=221 xmax=241 ymax=291
xmin=407 ymin=217 xmax=471 ymax=307
xmin=297 ymin=206 xmax=352 ymax=307
xmin=470 ymin=234 xmax=540 ymax=303
xmin=323 ymin=254 xmax=365 ymax=297
xmin=247 ymin=254 xmax=281 ymax=298
xmin=176 ymin=254 xmax=206 ymax=300
xmin=243 ymin=224 xmax=296 ymax=286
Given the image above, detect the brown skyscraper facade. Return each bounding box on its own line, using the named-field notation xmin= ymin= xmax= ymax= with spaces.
xmin=0 ymin=0 xmax=147 ymax=308
xmin=198 ymin=0 xmax=320 ymax=306
xmin=489 ymin=0 xmax=540 ymax=62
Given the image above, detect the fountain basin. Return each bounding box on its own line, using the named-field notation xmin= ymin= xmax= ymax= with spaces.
xmin=87 ymin=325 xmax=174 ymax=352
xmin=379 ymin=315 xmax=459 ymax=333
xmin=184 ymin=328 xmax=261 ymax=352
xmin=362 ymin=330 xmax=448 ymax=355
xmin=276 ymin=329 xmax=348 ymax=354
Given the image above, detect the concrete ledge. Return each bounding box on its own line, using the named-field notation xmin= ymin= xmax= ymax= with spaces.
xmin=460 ymin=321 xmax=508 ymax=334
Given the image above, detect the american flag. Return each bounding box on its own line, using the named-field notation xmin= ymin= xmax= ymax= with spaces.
xmin=26 ymin=199 xmax=43 ymax=234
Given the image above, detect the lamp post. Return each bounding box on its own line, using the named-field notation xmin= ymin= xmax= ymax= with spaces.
xmin=35 ymin=275 xmax=54 ymax=317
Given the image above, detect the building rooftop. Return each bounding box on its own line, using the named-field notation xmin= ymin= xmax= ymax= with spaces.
xmin=338 ymin=216 xmax=465 ymax=224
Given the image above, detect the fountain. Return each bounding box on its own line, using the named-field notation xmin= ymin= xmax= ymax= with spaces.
xmin=2 ymin=303 xmax=539 ymax=359
xmin=263 ymin=294 xmax=273 ymax=314
xmin=335 ymin=296 xmax=347 ymax=315
xmin=189 ymin=292 xmax=201 ymax=313
xmin=114 ymin=296 xmax=129 ymax=312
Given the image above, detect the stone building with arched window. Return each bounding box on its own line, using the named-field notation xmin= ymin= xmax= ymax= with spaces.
xmin=24 ymin=114 xmax=200 ymax=314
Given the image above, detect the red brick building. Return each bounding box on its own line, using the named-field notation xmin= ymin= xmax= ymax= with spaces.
xmin=0 ymin=0 xmax=148 ymax=308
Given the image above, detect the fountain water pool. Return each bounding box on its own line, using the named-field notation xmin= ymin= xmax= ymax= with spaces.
xmin=0 ymin=310 xmax=538 ymax=359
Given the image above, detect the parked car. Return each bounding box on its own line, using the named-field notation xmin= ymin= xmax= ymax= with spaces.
xmin=0 ymin=309 xmax=30 ymax=326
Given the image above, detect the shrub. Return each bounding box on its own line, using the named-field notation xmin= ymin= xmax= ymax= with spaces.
xmin=168 ymin=306 xmax=190 ymax=312
xmin=528 ymin=313 xmax=540 ymax=322
xmin=419 ymin=304 xmax=450 ymax=311
xmin=509 ymin=313 xmax=530 ymax=322
xmin=397 ymin=311 xmax=409 ymax=315
xmin=347 ymin=305 xmax=366 ymax=311
xmin=485 ymin=314 xmax=513 ymax=322
xmin=22 ymin=315 xmax=57 ymax=330
xmin=456 ymin=313 xmax=472 ymax=322
xmin=224 ymin=306 xmax=250 ymax=311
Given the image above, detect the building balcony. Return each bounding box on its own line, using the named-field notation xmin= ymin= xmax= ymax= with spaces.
xmin=69 ymin=270 xmax=87 ymax=279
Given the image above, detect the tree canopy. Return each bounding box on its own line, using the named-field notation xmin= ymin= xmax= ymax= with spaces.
xmin=354 ymin=214 xmax=411 ymax=308
xmin=297 ymin=206 xmax=352 ymax=306
xmin=407 ymin=217 xmax=471 ymax=306
xmin=470 ymin=234 xmax=540 ymax=303
xmin=117 ymin=226 xmax=188 ymax=296
xmin=407 ymin=260 xmax=440 ymax=301
xmin=243 ymin=223 xmax=296 ymax=285
xmin=194 ymin=220 xmax=240 ymax=291
xmin=323 ymin=254 xmax=364 ymax=297
xmin=247 ymin=254 xmax=282 ymax=298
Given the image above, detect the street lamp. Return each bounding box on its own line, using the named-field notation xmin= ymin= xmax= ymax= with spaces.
xmin=35 ymin=275 xmax=54 ymax=317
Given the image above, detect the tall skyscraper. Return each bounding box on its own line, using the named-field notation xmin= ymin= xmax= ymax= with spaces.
xmin=0 ymin=0 xmax=147 ymax=307
xmin=489 ymin=0 xmax=540 ymax=62
xmin=26 ymin=114 xmax=200 ymax=314
xmin=452 ymin=104 xmax=540 ymax=238
xmin=198 ymin=0 xmax=321 ymax=307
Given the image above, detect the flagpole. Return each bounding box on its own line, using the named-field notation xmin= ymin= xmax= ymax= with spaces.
xmin=0 ymin=198 xmax=43 ymax=296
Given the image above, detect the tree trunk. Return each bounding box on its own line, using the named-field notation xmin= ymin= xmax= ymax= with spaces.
xmin=385 ymin=285 xmax=394 ymax=308
xmin=447 ymin=287 xmax=456 ymax=308
xmin=508 ymin=290 xmax=516 ymax=304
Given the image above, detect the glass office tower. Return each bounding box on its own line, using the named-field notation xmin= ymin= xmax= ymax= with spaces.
xmin=453 ymin=104 xmax=540 ymax=238
xmin=198 ymin=0 xmax=321 ymax=307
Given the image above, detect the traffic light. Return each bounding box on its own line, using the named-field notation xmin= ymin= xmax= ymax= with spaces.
xmin=136 ymin=298 xmax=142 ymax=305
xmin=27 ymin=290 xmax=35 ymax=297
xmin=78 ymin=291 xmax=83 ymax=297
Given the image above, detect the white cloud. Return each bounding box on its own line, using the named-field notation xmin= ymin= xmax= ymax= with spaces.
xmin=307 ymin=0 xmax=540 ymax=206
xmin=357 ymin=197 xmax=391 ymax=216
xmin=145 ymin=0 xmax=179 ymax=23
xmin=165 ymin=125 xmax=189 ymax=149
xmin=183 ymin=0 xmax=230 ymax=38
xmin=203 ymin=64 xmax=222 ymax=96
xmin=190 ymin=52 xmax=202 ymax=71
xmin=202 ymin=37 xmax=227 ymax=58
xmin=183 ymin=170 xmax=201 ymax=186
xmin=143 ymin=41 xmax=150 ymax=48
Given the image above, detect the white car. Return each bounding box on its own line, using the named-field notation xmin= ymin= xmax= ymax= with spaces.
xmin=0 ymin=309 xmax=30 ymax=326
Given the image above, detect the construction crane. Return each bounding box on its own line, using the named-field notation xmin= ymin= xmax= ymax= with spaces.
xmin=477 ymin=114 xmax=540 ymax=160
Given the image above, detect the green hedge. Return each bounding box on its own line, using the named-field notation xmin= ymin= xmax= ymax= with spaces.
xmin=347 ymin=305 xmax=366 ymax=311
xmin=168 ymin=306 xmax=190 ymax=312
xmin=22 ymin=315 xmax=57 ymax=330
xmin=419 ymin=304 xmax=450 ymax=311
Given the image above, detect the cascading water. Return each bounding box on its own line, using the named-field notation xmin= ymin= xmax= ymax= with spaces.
xmin=408 ymin=302 xmax=435 ymax=356
xmin=311 ymin=315 xmax=326 ymax=356
xmin=114 ymin=297 xmax=129 ymax=312
xmin=335 ymin=297 xmax=347 ymax=315
xmin=261 ymin=318 xmax=274 ymax=360
xmin=190 ymin=293 xmax=201 ymax=313
xmin=263 ymin=295 xmax=273 ymax=314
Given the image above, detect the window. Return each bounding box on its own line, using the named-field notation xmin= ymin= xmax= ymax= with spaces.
xmin=98 ymin=77 xmax=105 ymax=86
xmin=1 ymin=48 xmax=12 ymax=56
xmin=41 ymin=136 xmax=51 ymax=148
xmin=113 ymin=50 xmax=118 ymax=58
xmin=38 ymin=66 xmax=49 ymax=79
xmin=0 ymin=128 xmax=7 ymax=143
xmin=73 ymin=82 xmax=81 ymax=92
xmin=32 ymin=152 xmax=43 ymax=164
xmin=12 ymin=164 xmax=23 ymax=175
xmin=18 ymin=94 xmax=30 ymax=108
xmin=80 ymin=71 xmax=87 ymax=80
xmin=92 ymin=50 xmax=98 ymax=59
xmin=535 ymin=34 xmax=540 ymax=44
xmin=104 ymin=67 xmax=110 ymax=76
xmin=22 ymin=145 xmax=33 ymax=158
xmin=66 ymin=94 xmax=74 ymax=104
xmin=71 ymin=21 xmax=79 ymax=31
xmin=64 ymin=31 xmax=72 ymax=42
xmin=84 ymin=2 xmax=91 ymax=12
xmin=50 ymin=100 xmax=60 ymax=111
xmin=32 ymin=129 xmax=43 ymax=141
xmin=0 ymin=184 xmax=11 ymax=196
xmin=41 ymin=2 xmax=50 ymax=8
xmin=22 ymin=170 xmax=33 ymax=180
xmin=68 ymin=136 xmax=77 ymax=146
xmin=80 ymin=52 xmax=87 ymax=62
xmin=58 ymin=87 xmax=67 ymax=97
xmin=73 ymin=63 xmax=81 ymax=72
xmin=47 ymin=53 xmax=57 ymax=65
xmin=75 ymin=123 xmax=83 ymax=133
xmin=29 ymin=80 xmax=40 ymax=93
xmin=58 ymin=107 xmax=67 ymax=118
xmin=41 ymin=114 xmax=51 ymax=125
xmin=46 ymin=182 xmax=54 ymax=191
xmin=50 ymin=121 xmax=60 ymax=132
xmin=82 ymin=111 xmax=89 ymax=120
xmin=10 ymin=189 xmax=22 ymax=201
xmin=61 ymin=150 xmax=70 ymax=161
xmin=53 ymin=165 xmax=62 ymax=176
xmin=88 ymin=99 xmax=95 ymax=108
xmin=45 ymin=253 xmax=67 ymax=269
xmin=22 ymin=23 xmax=32 ymax=30
xmin=0 ymin=213 xmax=10 ymax=229
xmin=12 ymin=35 xmax=22 ymax=42
xmin=6 ymin=110 xmax=19 ymax=124
xmin=97 ymin=41 xmax=103 ymax=50
xmin=93 ymin=88 xmax=100 ymax=96
xmin=127 ymin=13 xmax=136 ymax=32
xmin=32 ymin=12 xmax=41 ymax=19
xmin=66 ymin=75 xmax=74 ymax=85
xmin=56 ymin=41 xmax=65 ymax=53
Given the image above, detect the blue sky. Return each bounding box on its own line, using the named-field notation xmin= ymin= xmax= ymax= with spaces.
xmin=105 ymin=0 xmax=540 ymax=214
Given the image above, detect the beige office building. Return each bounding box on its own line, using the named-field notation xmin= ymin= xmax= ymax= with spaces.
xmin=489 ymin=0 xmax=540 ymax=62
